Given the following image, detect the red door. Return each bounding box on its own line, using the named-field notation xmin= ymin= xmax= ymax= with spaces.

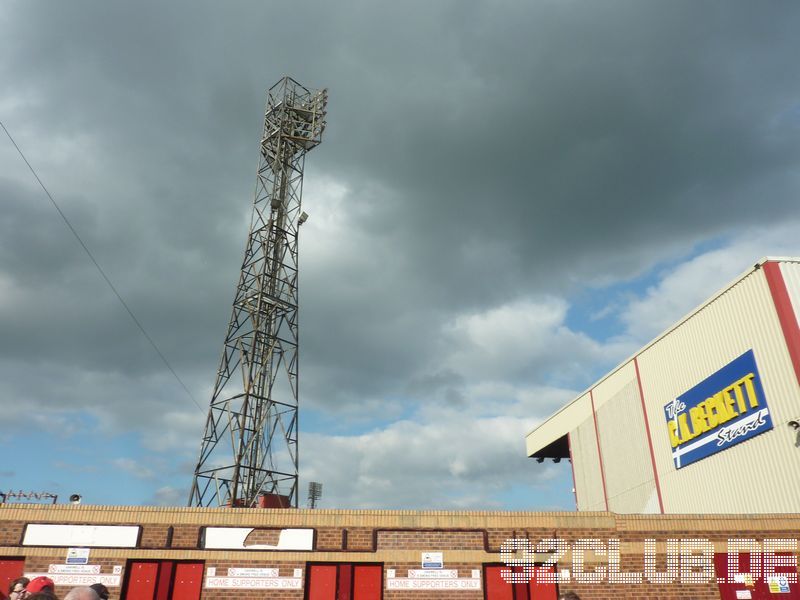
xmin=485 ymin=565 xmax=514 ymax=600
xmin=125 ymin=562 xmax=158 ymax=600
xmin=484 ymin=565 xmax=557 ymax=600
xmin=0 ymin=560 xmax=25 ymax=600
xmin=172 ymin=563 xmax=203 ymax=600
xmin=123 ymin=560 xmax=203 ymax=600
xmin=308 ymin=565 xmax=338 ymax=600
xmin=307 ymin=564 xmax=382 ymax=600
xmin=716 ymin=553 xmax=800 ymax=600
xmin=352 ymin=565 xmax=382 ymax=599
xmin=529 ymin=566 xmax=557 ymax=600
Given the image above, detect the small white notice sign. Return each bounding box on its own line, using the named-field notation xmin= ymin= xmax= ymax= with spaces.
xmin=421 ymin=552 xmax=443 ymax=569
xmin=66 ymin=548 xmax=90 ymax=565
xmin=228 ymin=568 xmax=279 ymax=578
xmin=408 ymin=569 xmax=457 ymax=579
xmin=49 ymin=564 xmax=100 ymax=575
xmin=736 ymin=591 xmax=752 ymax=599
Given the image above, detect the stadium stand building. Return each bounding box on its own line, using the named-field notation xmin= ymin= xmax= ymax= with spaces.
xmin=526 ymin=257 xmax=800 ymax=514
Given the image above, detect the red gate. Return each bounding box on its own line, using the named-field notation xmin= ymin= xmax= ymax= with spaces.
xmin=307 ymin=564 xmax=382 ymax=600
xmin=123 ymin=560 xmax=203 ymax=600
xmin=484 ymin=564 xmax=557 ymax=600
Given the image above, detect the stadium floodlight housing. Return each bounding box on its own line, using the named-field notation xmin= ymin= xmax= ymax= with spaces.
xmin=307 ymin=481 xmax=323 ymax=509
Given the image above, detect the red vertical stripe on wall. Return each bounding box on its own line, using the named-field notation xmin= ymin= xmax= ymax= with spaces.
xmin=634 ymin=357 xmax=665 ymax=514
xmin=763 ymin=261 xmax=800 ymax=387
xmin=589 ymin=389 xmax=609 ymax=511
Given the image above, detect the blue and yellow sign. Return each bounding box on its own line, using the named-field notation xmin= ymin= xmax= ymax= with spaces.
xmin=664 ymin=350 xmax=773 ymax=469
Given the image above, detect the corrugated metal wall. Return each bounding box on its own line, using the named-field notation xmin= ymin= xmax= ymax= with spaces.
xmin=781 ymin=261 xmax=800 ymax=337
xmin=569 ymin=392 xmax=606 ymax=511
xmin=636 ymin=263 xmax=800 ymax=513
xmin=593 ymin=362 xmax=658 ymax=513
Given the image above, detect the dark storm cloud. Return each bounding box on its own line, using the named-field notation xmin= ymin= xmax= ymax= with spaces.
xmin=2 ymin=0 xmax=800 ymax=499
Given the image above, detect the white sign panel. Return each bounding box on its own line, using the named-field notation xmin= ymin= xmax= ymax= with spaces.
xmin=387 ymin=578 xmax=480 ymax=590
xmin=203 ymin=527 xmax=313 ymax=550
xmin=205 ymin=577 xmax=302 ymax=589
xmin=736 ymin=591 xmax=752 ymax=599
xmin=25 ymin=574 xmax=120 ymax=587
xmin=421 ymin=552 xmax=443 ymax=569
xmin=227 ymin=568 xmax=280 ymax=578
xmin=408 ymin=569 xmax=457 ymax=579
xmin=49 ymin=564 xmax=101 ymax=574
xmin=24 ymin=525 xmax=139 ymax=548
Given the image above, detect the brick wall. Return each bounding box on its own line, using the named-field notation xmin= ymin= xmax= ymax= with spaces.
xmin=315 ymin=527 xmax=344 ymax=550
xmin=0 ymin=506 xmax=797 ymax=599
xmin=377 ymin=530 xmax=484 ymax=550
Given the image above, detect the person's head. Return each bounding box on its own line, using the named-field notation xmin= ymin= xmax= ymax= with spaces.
xmin=64 ymin=587 xmax=100 ymax=600
xmin=26 ymin=594 xmax=57 ymax=600
xmin=24 ymin=577 xmax=55 ymax=596
xmin=9 ymin=577 xmax=30 ymax=599
xmin=88 ymin=584 xmax=108 ymax=600
xmin=559 ymin=593 xmax=581 ymax=600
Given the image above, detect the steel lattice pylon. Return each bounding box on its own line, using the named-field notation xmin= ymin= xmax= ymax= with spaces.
xmin=189 ymin=77 xmax=327 ymax=508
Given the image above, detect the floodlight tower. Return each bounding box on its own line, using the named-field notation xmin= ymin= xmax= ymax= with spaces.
xmin=189 ymin=77 xmax=327 ymax=508
xmin=307 ymin=481 xmax=322 ymax=508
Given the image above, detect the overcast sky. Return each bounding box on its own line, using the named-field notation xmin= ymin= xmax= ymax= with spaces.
xmin=2 ymin=0 xmax=800 ymax=510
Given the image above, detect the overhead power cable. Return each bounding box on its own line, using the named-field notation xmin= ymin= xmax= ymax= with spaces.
xmin=0 ymin=119 xmax=204 ymax=415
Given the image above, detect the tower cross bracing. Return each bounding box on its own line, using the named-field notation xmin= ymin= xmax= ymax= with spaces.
xmin=189 ymin=77 xmax=327 ymax=508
